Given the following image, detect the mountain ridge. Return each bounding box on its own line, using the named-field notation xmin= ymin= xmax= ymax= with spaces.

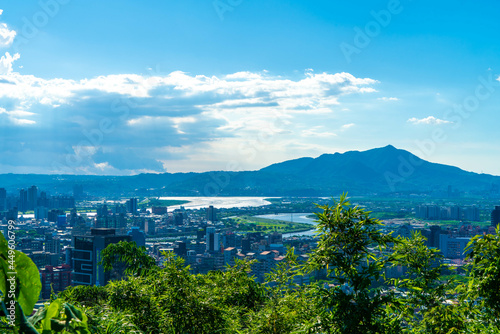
xmin=0 ymin=146 xmax=498 ymax=197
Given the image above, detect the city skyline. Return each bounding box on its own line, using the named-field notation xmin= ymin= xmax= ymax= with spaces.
xmin=1 ymin=1 xmax=500 ymax=176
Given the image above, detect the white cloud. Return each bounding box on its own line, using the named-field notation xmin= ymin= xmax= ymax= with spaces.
xmin=0 ymin=52 xmax=20 ymax=74
xmin=407 ymin=116 xmax=452 ymax=125
xmin=0 ymin=69 xmax=379 ymax=173
xmin=0 ymin=10 xmax=16 ymax=48
xmin=0 ymin=107 xmax=36 ymax=125
xmin=225 ymin=71 xmax=263 ymax=80
xmin=0 ymin=69 xmax=378 ymax=112
xmin=377 ymin=97 xmax=399 ymax=102
xmin=341 ymin=123 xmax=355 ymax=130
xmin=11 ymin=118 xmax=36 ymax=125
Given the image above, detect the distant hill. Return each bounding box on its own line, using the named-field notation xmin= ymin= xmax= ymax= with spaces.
xmin=1 ymin=145 xmax=499 ymax=197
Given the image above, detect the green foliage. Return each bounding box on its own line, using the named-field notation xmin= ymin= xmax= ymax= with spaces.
xmin=0 ymin=229 xmax=41 ymax=333
xmin=105 ymin=252 xmax=256 ymax=333
xmin=57 ymin=285 xmax=108 ymax=308
xmin=308 ymin=194 xmax=393 ymax=288
xmin=202 ymin=259 xmax=266 ymax=311
xmin=7 ymin=194 xmax=500 ymax=333
xmin=81 ymin=306 xmax=142 ymax=334
xmin=391 ymin=232 xmax=449 ymax=309
xmin=29 ymin=299 xmax=91 ymax=333
xmin=228 ymin=216 xmax=312 ymax=234
xmin=99 ymin=241 xmax=156 ymax=277
xmin=306 ymin=194 xmax=398 ymax=333
xmin=266 ymin=247 xmax=302 ymax=296
xmin=390 ymin=231 xmax=465 ymax=333
xmin=463 ymin=225 xmax=500 ymax=329
xmin=242 ymin=289 xmax=315 ymax=334
xmin=243 ymin=249 xmax=316 ymax=333
xmin=0 ymin=231 xmax=41 ymax=317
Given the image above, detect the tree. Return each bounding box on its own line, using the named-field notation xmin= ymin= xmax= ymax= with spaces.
xmin=306 ymin=194 xmax=399 ymax=333
xmin=99 ymin=241 xmax=156 ymax=277
xmin=390 ymin=231 xmax=465 ymax=333
xmin=463 ymin=225 xmax=500 ymax=330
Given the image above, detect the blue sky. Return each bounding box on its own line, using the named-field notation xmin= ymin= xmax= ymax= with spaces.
xmin=0 ymin=0 xmax=499 ymax=175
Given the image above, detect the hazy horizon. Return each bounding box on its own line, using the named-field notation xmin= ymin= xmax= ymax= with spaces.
xmin=0 ymin=145 xmax=499 ymax=178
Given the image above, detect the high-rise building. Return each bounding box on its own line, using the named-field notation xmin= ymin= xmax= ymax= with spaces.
xmin=113 ymin=204 xmax=127 ymax=215
xmin=35 ymin=207 xmax=49 ymax=220
xmin=72 ymin=228 xmax=132 ymax=286
xmin=57 ymin=215 xmax=67 ymax=230
xmin=68 ymin=208 xmax=78 ymax=227
xmin=95 ymin=213 xmax=126 ymax=230
xmin=127 ymin=198 xmax=138 ymax=216
xmin=49 ymin=196 xmax=75 ymax=209
xmin=416 ymin=205 xmax=440 ymax=220
xmin=174 ymin=212 xmax=184 ymax=226
xmin=19 ymin=189 xmax=28 ymax=212
xmin=206 ymin=226 xmax=220 ymax=253
xmin=492 ymin=206 xmax=500 ymax=227
xmin=450 ymin=206 xmax=461 ymax=220
xmin=28 ymin=185 xmax=38 ymax=211
xmin=45 ymin=234 xmax=61 ymax=254
xmin=439 ymin=234 xmax=471 ymax=259
xmin=6 ymin=207 xmax=18 ymax=221
xmin=223 ymin=247 xmax=237 ymax=266
xmin=463 ymin=206 xmax=480 ymax=222
xmin=146 ymin=219 xmax=156 ymax=235
xmin=206 ymin=205 xmax=217 ymax=222
xmin=38 ymin=191 xmax=49 ymax=207
xmin=128 ymin=227 xmax=146 ymax=247
xmin=97 ymin=205 xmax=109 ymax=217
xmin=428 ymin=225 xmax=441 ymax=248
xmin=174 ymin=241 xmax=187 ymax=257
xmin=0 ymin=188 xmax=6 ymax=211
xmin=48 ymin=209 xmax=64 ymax=223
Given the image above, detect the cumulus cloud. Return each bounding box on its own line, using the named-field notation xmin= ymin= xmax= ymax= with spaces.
xmin=407 ymin=116 xmax=452 ymax=125
xmin=0 ymin=10 xmax=16 ymax=48
xmin=0 ymin=68 xmax=378 ymax=174
xmin=0 ymin=52 xmax=20 ymax=75
xmin=377 ymin=97 xmax=399 ymax=102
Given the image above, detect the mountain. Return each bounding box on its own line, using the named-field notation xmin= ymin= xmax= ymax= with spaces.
xmin=1 ymin=145 xmax=499 ymax=197
xmin=259 ymin=145 xmax=498 ymax=195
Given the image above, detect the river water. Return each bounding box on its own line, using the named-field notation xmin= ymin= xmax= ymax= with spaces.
xmin=159 ymin=196 xmax=275 ymax=210
xmin=255 ymin=213 xmax=318 ymax=238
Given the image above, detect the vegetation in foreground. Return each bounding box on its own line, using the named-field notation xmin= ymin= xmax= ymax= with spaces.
xmin=1 ymin=194 xmax=500 ymax=333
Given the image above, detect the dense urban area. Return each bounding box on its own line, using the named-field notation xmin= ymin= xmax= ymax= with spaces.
xmin=1 ymin=184 xmax=500 ymax=302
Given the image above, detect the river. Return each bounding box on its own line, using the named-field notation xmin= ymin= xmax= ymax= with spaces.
xmin=159 ymin=196 xmax=275 ymax=210
xmin=255 ymin=213 xmax=318 ymax=238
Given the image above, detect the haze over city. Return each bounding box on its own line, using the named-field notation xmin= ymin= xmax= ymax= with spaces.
xmin=0 ymin=1 xmax=499 ymax=176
